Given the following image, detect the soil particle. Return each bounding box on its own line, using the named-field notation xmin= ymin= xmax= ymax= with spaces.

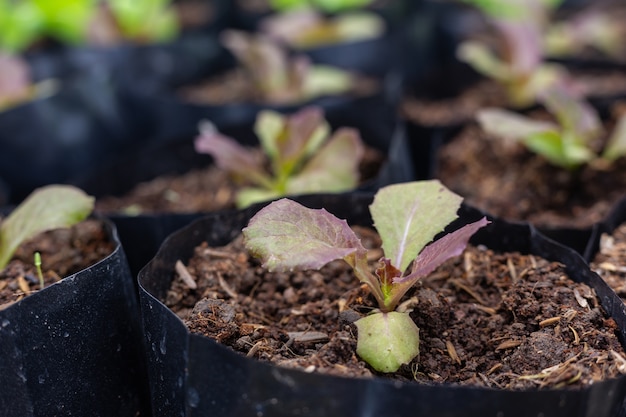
xmin=165 ymin=226 xmax=626 ymax=389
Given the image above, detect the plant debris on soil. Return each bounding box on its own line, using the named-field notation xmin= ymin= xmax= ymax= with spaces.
xmin=434 ymin=109 xmax=626 ymax=228
xmin=0 ymin=219 xmax=115 ymax=309
xmin=165 ymin=226 xmax=626 ymax=389
xmin=592 ymin=221 xmax=626 ymax=303
xmin=94 ymin=147 xmax=384 ymax=215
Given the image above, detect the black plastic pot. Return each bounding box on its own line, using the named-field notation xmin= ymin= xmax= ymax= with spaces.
xmin=583 ymin=195 xmax=626 ymax=263
xmin=138 ymin=192 xmax=626 ymax=417
xmin=72 ymin=110 xmax=416 ymax=276
xmin=0 ymin=72 xmax=136 ymax=205
xmin=0 ymin=217 xmax=150 ymax=416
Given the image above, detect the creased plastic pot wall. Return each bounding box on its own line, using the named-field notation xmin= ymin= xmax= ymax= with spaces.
xmin=584 ymin=195 xmax=626 ymax=263
xmin=0 ymin=73 xmax=132 ymax=205
xmin=138 ymin=193 xmax=626 ymax=417
xmin=0 ymin=218 xmax=150 ymax=417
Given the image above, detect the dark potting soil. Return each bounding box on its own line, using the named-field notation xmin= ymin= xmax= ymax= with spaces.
xmin=165 ymin=227 xmax=626 ymax=389
xmin=592 ymin=222 xmax=626 ymax=303
xmin=435 ymin=108 xmax=626 ymax=229
xmin=94 ymin=147 xmax=384 ymax=215
xmin=0 ymin=219 xmax=115 ymax=309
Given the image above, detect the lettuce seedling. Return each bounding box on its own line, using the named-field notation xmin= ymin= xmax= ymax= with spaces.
xmin=243 ymin=180 xmax=490 ymax=372
xmin=260 ymin=9 xmax=384 ymax=49
xmin=545 ymin=10 xmax=625 ymax=60
xmin=457 ymin=0 xmax=569 ymax=108
xmin=220 ymin=30 xmax=354 ymax=105
xmin=195 ymin=106 xmax=364 ymax=209
xmin=476 ymin=87 xmax=626 ymax=169
xmin=0 ymin=185 xmax=94 ymax=270
xmin=269 ymin=0 xmax=374 ymax=13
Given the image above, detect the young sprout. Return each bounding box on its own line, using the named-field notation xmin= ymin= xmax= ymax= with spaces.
xmin=34 ymin=252 xmax=44 ymax=290
xmin=220 ymin=29 xmax=354 ymax=105
xmin=476 ymin=86 xmax=626 ymax=170
xmin=195 ymin=106 xmax=364 ymax=209
xmin=0 ymin=185 xmax=94 ymax=270
xmin=243 ymin=180 xmax=489 ymax=372
xmin=457 ymin=0 xmax=569 ymax=108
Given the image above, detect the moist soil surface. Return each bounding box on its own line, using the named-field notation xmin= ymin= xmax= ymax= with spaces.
xmin=434 ymin=107 xmax=626 ymax=229
xmin=165 ymin=227 xmax=626 ymax=389
xmin=0 ymin=219 xmax=115 ymax=309
xmin=95 ymin=146 xmax=384 ymax=215
xmin=592 ymin=221 xmax=626 ymax=303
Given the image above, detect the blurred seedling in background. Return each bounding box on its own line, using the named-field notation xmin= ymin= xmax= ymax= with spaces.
xmin=220 ymin=29 xmax=357 ymax=105
xmin=477 ymin=87 xmax=626 ymax=170
xmin=195 ymin=106 xmax=364 ymax=209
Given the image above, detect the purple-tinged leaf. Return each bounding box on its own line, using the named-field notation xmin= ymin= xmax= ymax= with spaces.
xmin=282 ymin=106 xmax=329 ymax=163
xmin=370 ymin=180 xmax=463 ymax=274
xmin=286 ymin=127 xmax=363 ymax=194
xmin=194 ymin=121 xmax=271 ymax=188
xmin=493 ymin=19 xmax=543 ymax=77
xmin=375 ymin=257 xmax=401 ymax=290
xmin=0 ymin=53 xmax=32 ymax=108
xmin=243 ymin=198 xmax=366 ymax=272
xmin=383 ymin=217 xmax=490 ymax=312
xmin=404 ymin=217 xmax=490 ymax=281
xmin=220 ymin=30 xmax=293 ymax=102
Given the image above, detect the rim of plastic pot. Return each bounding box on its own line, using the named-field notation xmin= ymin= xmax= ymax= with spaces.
xmin=583 ymin=195 xmax=626 ymax=262
xmin=137 ymin=192 xmax=626 ymax=417
xmin=0 ymin=215 xmax=150 ymax=417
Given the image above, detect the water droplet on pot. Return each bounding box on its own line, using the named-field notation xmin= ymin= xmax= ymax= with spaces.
xmin=187 ymin=387 xmax=200 ymax=408
xmin=38 ymin=375 xmax=45 ymax=384
xmin=1 ymin=319 xmax=9 ymax=328
xmin=63 ymin=332 xmax=69 ymax=338
xmin=160 ymin=338 xmax=167 ymax=355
